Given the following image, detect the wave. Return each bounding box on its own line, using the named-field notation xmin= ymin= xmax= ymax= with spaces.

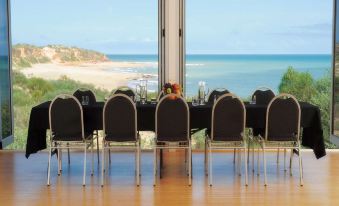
xmin=186 ymin=63 xmax=204 ymax=66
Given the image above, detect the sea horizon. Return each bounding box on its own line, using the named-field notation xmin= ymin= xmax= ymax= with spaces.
xmin=107 ymin=54 xmax=332 ymax=98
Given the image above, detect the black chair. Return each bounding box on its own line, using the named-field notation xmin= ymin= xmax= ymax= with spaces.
xmin=73 ymin=88 xmax=97 ymax=105
xmin=205 ymin=93 xmax=248 ymax=186
xmin=112 ymin=86 xmax=136 ymax=100
xmin=251 ymin=87 xmax=275 ymax=105
xmin=72 ymin=88 xmax=100 ymax=164
xmin=250 ymin=87 xmax=275 ymax=173
xmin=101 ymin=94 xmax=140 ymax=186
xmin=47 ymin=94 xmax=94 ymax=186
xmin=257 ymin=93 xmax=303 ymax=186
xmin=157 ymin=90 xmax=165 ymax=102
xmin=154 ymin=94 xmax=191 ymax=186
xmin=207 ymin=88 xmax=230 ymax=103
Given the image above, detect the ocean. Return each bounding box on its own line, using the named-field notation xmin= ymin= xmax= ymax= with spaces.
xmin=107 ymin=54 xmax=332 ymax=98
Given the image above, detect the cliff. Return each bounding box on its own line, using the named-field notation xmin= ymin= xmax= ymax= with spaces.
xmin=12 ymin=44 xmax=110 ymax=68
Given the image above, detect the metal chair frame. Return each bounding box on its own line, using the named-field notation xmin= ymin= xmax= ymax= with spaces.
xmin=205 ymin=93 xmax=248 ymax=186
xmin=47 ymin=94 xmax=94 ymax=186
xmin=101 ymin=94 xmax=141 ymax=186
xmin=72 ymin=88 xmax=100 ymax=165
xmin=256 ymin=93 xmax=303 ymax=186
xmin=154 ymin=94 xmax=192 ymax=186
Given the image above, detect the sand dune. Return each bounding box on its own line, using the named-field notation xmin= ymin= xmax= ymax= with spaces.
xmin=18 ymin=62 xmax=147 ymax=91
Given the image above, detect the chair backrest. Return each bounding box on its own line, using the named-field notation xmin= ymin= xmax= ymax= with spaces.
xmin=112 ymin=86 xmax=136 ymax=100
xmin=157 ymin=90 xmax=165 ymax=102
xmin=265 ymin=93 xmax=301 ymax=141
xmin=207 ymin=88 xmax=230 ymax=103
xmin=211 ymin=93 xmax=246 ymax=141
xmin=49 ymin=94 xmax=84 ymax=141
xmin=73 ymin=88 xmax=97 ymax=105
xmin=156 ymin=94 xmax=189 ymax=142
xmin=252 ymin=87 xmax=275 ymax=105
xmin=103 ymin=94 xmax=137 ymax=142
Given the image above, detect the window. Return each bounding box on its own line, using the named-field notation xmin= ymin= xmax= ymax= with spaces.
xmin=10 ymin=0 xmax=158 ymax=149
xmin=186 ymin=0 xmax=332 ymax=146
xmin=186 ymin=0 xmax=332 ymax=98
xmin=0 ymin=0 xmax=13 ymax=147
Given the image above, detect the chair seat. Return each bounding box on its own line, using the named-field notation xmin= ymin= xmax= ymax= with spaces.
xmin=53 ymin=132 xmax=93 ymax=142
xmin=156 ymin=141 xmax=189 ymax=147
xmin=104 ymin=135 xmax=137 ymax=142
xmin=260 ymin=140 xmax=297 ymax=147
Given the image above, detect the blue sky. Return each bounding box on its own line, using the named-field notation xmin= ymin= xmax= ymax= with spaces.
xmin=11 ymin=0 xmax=333 ymax=54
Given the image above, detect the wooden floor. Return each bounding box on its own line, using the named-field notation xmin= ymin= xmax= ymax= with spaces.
xmin=0 ymin=149 xmax=338 ymax=206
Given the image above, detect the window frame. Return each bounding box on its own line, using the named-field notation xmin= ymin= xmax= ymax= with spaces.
xmin=0 ymin=0 xmax=14 ymax=148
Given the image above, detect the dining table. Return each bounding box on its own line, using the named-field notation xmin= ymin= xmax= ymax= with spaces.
xmin=25 ymin=101 xmax=326 ymax=159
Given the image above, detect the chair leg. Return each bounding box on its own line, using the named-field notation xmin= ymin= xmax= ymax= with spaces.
xmin=298 ymin=142 xmax=304 ymax=186
xmin=237 ymin=149 xmax=241 ymax=176
xmin=109 ymin=149 xmax=111 ymax=164
xmin=277 ymin=148 xmax=280 ymax=164
xmin=244 ymin=144 xmax=248 ymax=186
xmin=101 ymin=144 xmax=105 ymax=187
xmin=60 ymin=149 xmax=62 ymax=175
xmin=247 ymin=141 xmax=250 ymax=165
xmin=67 ymin=143 xmax=70 ymax=165
xmin=153 ymin=147 xmax=157 ymax=186
xmin=257 ymin=147 xmax=260 ymax=176
xmin=233 ymin=149 xmax=236 ymax=164
xmin=105 ymin=144 xmax=109 ymax=172
xmin=284 ymin=148 xmax=287 ymax=172
xmin=185 ymin=148 xmax=187 ymax=164
xmin=47 ymin=146 xmax=52 ymax=186
xmin=136 ymin=142 xmax=140 ymax=186
xmin=83 ymin=144 xmax=87 ymax=186
xmin=139 ymin=140 xmax=141 ymax=177
xmin=263 ymin=143 xmax=267 ymax=186
xmin=290 ymin=149 xmax=293 ymax=176
xmin=135 ymin=146 xmax=137 ymax=175
xmin=188 ymin=145 xmax=192 ymax=186
xmin=57 ymin=149 xmax=61 ymax=176
xmin=252 ymin=144 xmax=255 ymax=173
xmin=60 ymin=149 xmax=63 ymax=172
xmin=96 ymin=133 xmax=100 ymax=163
xmin=91 ymin=140 xmax=94 ymax=176
xmin=208 ymin=142 xmax=212 ymax=186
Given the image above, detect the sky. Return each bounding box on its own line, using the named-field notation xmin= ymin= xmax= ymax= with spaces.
xmin=11 ymin=0 xmax=333 ymax=54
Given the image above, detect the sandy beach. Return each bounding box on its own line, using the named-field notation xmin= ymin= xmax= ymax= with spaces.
xmin=17 ymin=61 xmax=153 ymax=91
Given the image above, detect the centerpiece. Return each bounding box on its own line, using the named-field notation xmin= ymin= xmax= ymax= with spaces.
xmin=163 ymin=83 xmax=182 ymax=99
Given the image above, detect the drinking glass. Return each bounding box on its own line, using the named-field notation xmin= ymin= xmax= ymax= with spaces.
xmin=250 ymin=95 xmax=256 ymax=104
xmin=82 ymin=96 xmax=89 ymax=105
xmin=136 ymin=80 xmax=148 ymax=104
xmin=192 ymin=97 xmax=199 ymax=106
xmin=151 ymin=98 xmax=157 ymax=104
xmin=198 ymin=81 xmax=208 ymax=105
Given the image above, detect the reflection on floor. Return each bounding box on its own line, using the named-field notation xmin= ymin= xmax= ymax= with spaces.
xmin=0 ymin=150 xmax=338 ymax=205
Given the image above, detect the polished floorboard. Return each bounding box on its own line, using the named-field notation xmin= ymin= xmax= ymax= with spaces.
xmin=0 ymin=149 xmax=338 ymax=206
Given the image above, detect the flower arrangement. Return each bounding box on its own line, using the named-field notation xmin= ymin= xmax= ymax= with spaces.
xmin=163 ymin=83 xmax=182 ymax=99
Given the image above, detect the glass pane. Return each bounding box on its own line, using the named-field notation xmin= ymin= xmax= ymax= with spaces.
xmin=186 ymin=0 xmax=332 ymax=148
xmin=0 ymin=0 xmax=12 ymax=139
xmin=11 ymin=0 xmax=158 ymax=149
